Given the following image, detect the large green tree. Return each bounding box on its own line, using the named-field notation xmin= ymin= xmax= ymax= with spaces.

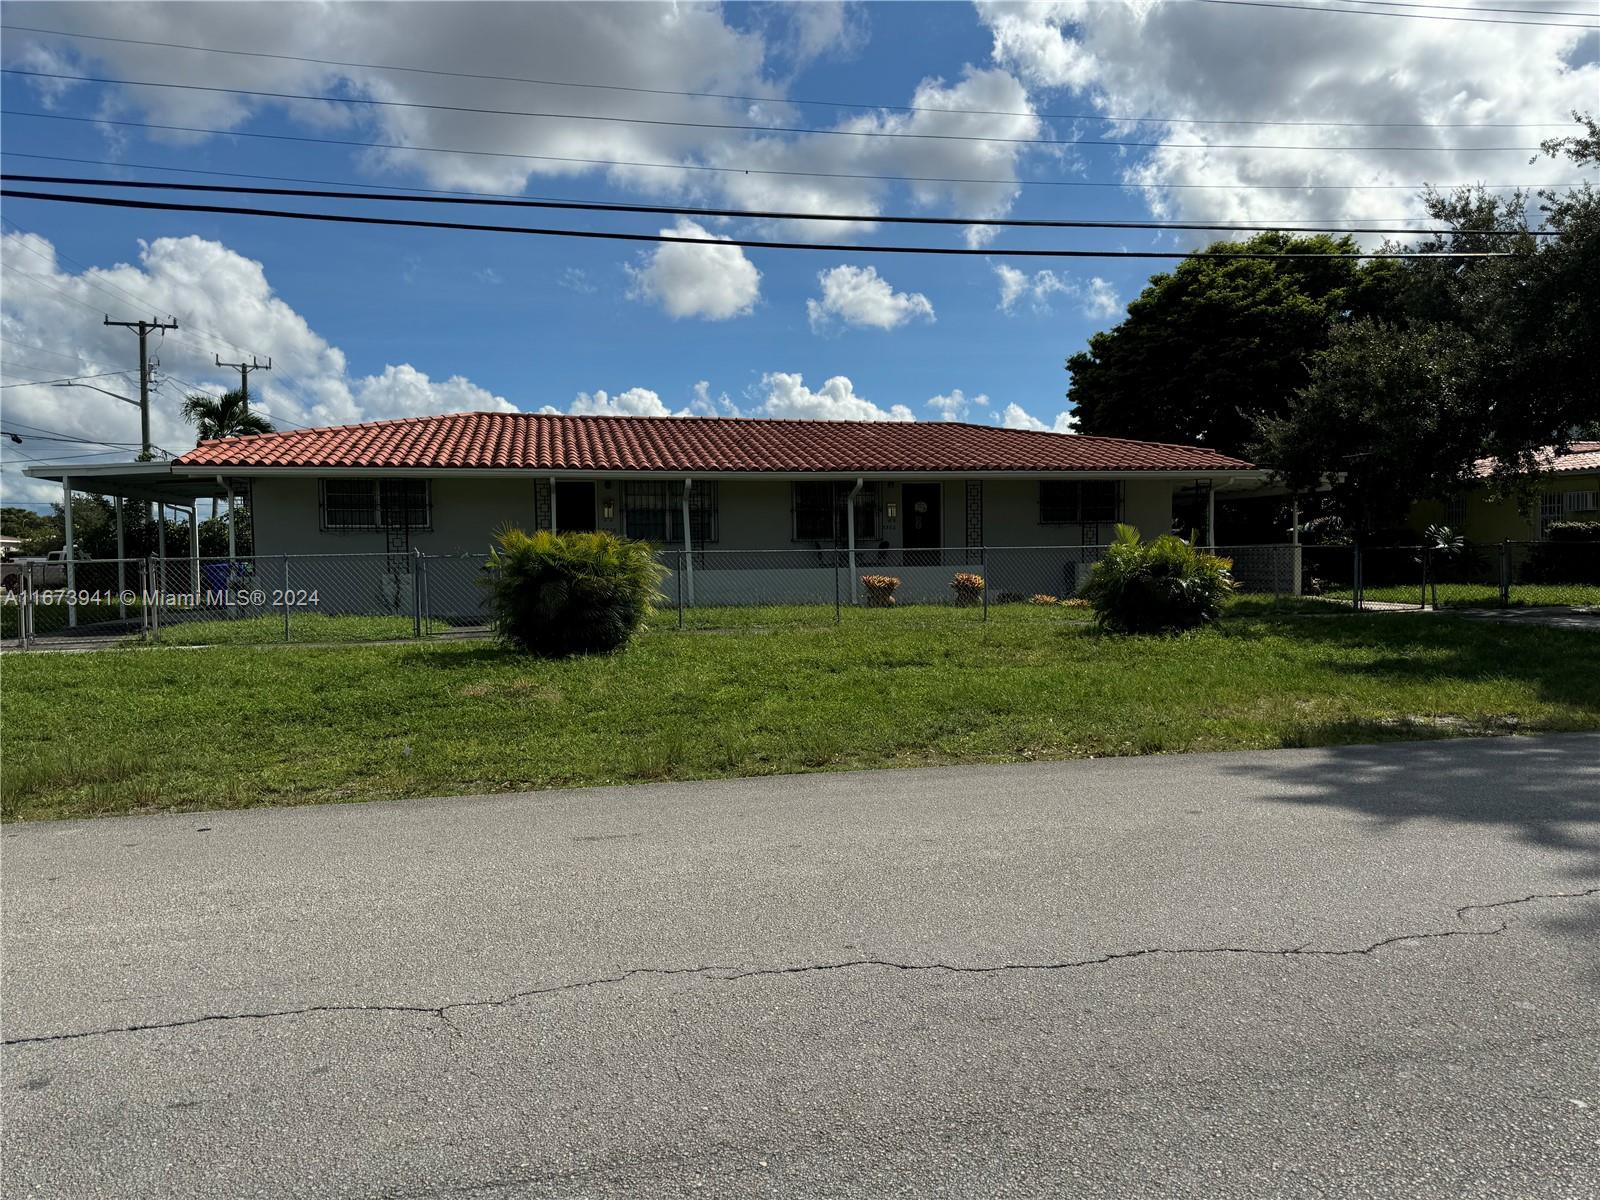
xmin=1066 ymin=233 xmax=1398 ymax=458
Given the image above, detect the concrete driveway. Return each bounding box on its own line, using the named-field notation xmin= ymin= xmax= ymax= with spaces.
xmin=4 ymin=735 xmax=1598 ymax=1198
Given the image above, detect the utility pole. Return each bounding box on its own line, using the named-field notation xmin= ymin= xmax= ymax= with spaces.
xmin=215 ymin=354 xmax=270 ymax=415
xmin=104 ymin=316 xmax=178 ymax=459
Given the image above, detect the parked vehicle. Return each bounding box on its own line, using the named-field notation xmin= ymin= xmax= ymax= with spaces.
xmin=1 ymin=549 xmax=72 ymax=592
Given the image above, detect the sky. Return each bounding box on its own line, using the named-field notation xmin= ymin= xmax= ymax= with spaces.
xmin=1 ymin=0 xmax=1595 ymax=506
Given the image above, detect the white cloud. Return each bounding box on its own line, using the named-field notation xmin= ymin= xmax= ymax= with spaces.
xmin=757 ymin=372 xmax=914 ymax=422
xmin=926 ymin=389 xmax=990 ymax=422
xmin=1000 ymin=402 xmax=1078 ymax=434
xmin=974 ymin=2 xmax=1597 ymax=232
xmin=994 ymin=265 xmax=1118 ymax=318
xmin=0 ymin=232 xmax=514 ymax=503
xmin=3 ymin=7 xmax=1046 ymax=238
xmin=687 ymin=379 xmax=740 ymax=417
xmin=472 ymin=267 xmax=502 ymax=286
xmin=557 ymin=267 xmax=597 ymax=295
xmin=565 ymin=387 xmax=677 ymax=417
xmin=626 ymin=220 xmax=761 ymax=321
xmin=806 ymin=265 xmax=936 ymax=332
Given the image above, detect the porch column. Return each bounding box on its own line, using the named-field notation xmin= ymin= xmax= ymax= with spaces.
xmin=1206 ymin=481 xmax=1217 ymax=549
xmin=549 ymin=474 xmax=558 ymax=532
xmin=62 ymin=475 xmax=76 ymax=628
xmin=224 ymin=480 xmax=237 ymax=559
xmin=189 ymin=506 xmax=201 ymax=601
xmin=156 ymin=503 xmax=167 ymax=597
xmin=846 ymin=477 xmax=863 ymax=606
xmin=115 ymin=495 xmax=126 ymax=619
xmin=680 ymin=478 xmax=694 ymax=607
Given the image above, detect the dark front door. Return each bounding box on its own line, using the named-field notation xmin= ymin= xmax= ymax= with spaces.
xmin=554 ymin=481 xmax=597 ymax=533
xmin=901 ymin=483 xmax=942 ymax=560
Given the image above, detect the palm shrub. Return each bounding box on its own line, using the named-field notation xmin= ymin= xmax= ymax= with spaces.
xmin=1080 ymin=524 xmax=1235 ymax=634
xmin=485 ymin=528 xmax=665 ymax=657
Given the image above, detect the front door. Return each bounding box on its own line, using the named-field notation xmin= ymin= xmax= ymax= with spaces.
xmin=901 ymin=483 xmax=941 ymax=562
xmin=554 ymin=481 xmax=597 ymax=533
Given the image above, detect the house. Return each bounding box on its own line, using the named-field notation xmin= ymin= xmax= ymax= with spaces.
xmin=27 ymin=412 xmax=1280 ymax=609
xmin=1410 ymin=442 xmax=1600 ymax=542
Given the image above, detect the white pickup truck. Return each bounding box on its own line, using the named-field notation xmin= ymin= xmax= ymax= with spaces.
xmin=1 ymin=549 xmax=71 ymax=592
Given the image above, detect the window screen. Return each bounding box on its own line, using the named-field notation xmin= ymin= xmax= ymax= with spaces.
xmin=1039 ymin=481 xmax=1119 ymax=524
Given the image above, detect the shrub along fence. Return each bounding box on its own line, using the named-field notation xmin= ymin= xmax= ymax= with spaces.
xmin=5 ymin=540 xmax=1591 ymax=647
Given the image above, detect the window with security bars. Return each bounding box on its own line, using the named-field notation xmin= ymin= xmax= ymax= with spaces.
xmin=319 ymin=479 xmax=432 ymax=531
xmin=1038 ymin=481 xmax=1120 ymax=525
xmin=791 ymin=482 xmax=878 ymax=543
xmin=621 ymin=481 xmax=718 ymax=544
xmin=1538 ymin=491 xmax=1565 ymax=537
xmin=1444 ymin=494 xmax=1467 ymax=528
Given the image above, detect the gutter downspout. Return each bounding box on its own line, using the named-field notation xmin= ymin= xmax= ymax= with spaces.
xmin=681 ymin=478 xmax=694 ymax=608
xmin=846 ymin=477 xmax=864 ymax=606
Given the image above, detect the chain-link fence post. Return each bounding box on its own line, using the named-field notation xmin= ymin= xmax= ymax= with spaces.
xmin=146 ymin=555 xmax=160 ymax=640
xmin=282 ymin=555 xmax=292 ymax=642
xmin=1420 ymin=545 xmax=1430 ymax=610
xmin=677 ymin=550 xmax=685 ymax=630
xmin=413 ymin=548 xmax=423 ymax=639
xmin=1498 ymin=540 xmax=1510 ymax=607
xmin=981 ymin=545 xmax=989 ymax=622
xmin=1353 ymin=544 xmax=1364 ymax=611
xmin=834 ymin=548 xmax=842 ymax=624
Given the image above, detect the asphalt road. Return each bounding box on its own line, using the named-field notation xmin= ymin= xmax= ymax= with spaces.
xmin=4 ymin=735 xmax=1599 ymax=1199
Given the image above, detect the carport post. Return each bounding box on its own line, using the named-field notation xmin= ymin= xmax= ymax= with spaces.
xmin=846 ymin=477 xmax=863 ymax=606
xmin=62 ymin=475 xmax=76 ymax=628
xmin=115 ymin=496 xmax=127 ymax=618
xmin=189 ymin=506 xmax=201 ymax=602
xmin=221 ymin=477 xmax=237 ymax=614
xmin=156 ymin=503 xmax=167 ymax=597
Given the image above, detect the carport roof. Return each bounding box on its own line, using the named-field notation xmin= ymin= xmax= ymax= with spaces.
xmin=21 ymin=461 xmax=231 ymax=505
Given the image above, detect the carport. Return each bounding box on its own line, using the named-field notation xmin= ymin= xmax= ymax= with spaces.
xmin=19 ymin=460 xmax=239 ymax=630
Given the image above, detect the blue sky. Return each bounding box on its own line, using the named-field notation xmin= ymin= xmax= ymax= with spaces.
xmin=2 ymin=1 xmax=1594 ymax=504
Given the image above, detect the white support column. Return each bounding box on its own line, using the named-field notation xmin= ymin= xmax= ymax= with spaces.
xmin=62 ymin=476 xmax=76 ymax=628
xmin=680 ymin=478 xmax=694 ymax=607
xmin=156 ymin=502 xmax=167 ymax=598
xmin=1205 ymin=481 xmax=1217 ymax=550
xmin=549 ymin=475 xmax=558 ymax=532
xmin=189 ymin=506 xmax=201 ymax=601
xmin=115 ymin=495 xmax=127 ymax=619
xmin=224 ymin=481 xmax=237 ymax=559
xmin=847 ymin=477 xmax=863 ymax=606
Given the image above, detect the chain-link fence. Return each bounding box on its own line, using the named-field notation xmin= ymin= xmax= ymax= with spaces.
xmin=9 ymin=540 xmax=1587 ymax=647
xmin=1298 ymin=540 xmax=1600 ymax=610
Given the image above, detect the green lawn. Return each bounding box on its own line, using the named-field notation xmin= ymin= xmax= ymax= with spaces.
xmin=1322 ymin=583 xmax=1600 ymax=608
xmin=4 ymin=600 xmax=1598 ymax=822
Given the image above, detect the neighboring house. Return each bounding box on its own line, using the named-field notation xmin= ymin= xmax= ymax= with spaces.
xmin=0 ymin=534 xmax=23 ymax=559
xmin=1410 ymin=442 xmax=1600 ymax=542
xmin=27 ymin=412 xmax=1277 ymax=606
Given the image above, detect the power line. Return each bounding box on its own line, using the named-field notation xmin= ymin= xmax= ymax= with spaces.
xmin=0 ymin=152 xmax=1479 ymax=224
xmin=1328 ymin=0 xmax=1598 ymax=14
xmin=0 ymin=368 xmax=140 ymax=389
xmin=0 ymin=68 xmax=1553 ymax=152
xmin=7 ymin=113 xmax=1578 ymax=193
xmin=2 ymin=22 xmax=1585 ymax=128
xmin=1191 ymin=0 xmax=1600 ymax=27
xmin=0 ymin=186 xmax=1517 ymax=259
xmin=0 ymin=335 xmax=88 ymax=366
xmin=1 ymin=173 xmax=1551 ymax=238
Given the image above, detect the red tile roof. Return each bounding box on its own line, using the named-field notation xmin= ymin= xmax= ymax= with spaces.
xmin=175 ymin=412 xmax=1257 ymax=474
xmin=1473 ymin=441 xmax=1600 ymax=479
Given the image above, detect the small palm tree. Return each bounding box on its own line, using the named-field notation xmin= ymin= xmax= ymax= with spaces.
xmin=183 ymin=389 xmax=274 ymax=517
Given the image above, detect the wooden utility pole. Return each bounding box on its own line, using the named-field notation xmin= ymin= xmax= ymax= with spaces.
xmin=104 ymin=315 xmax=177 ymax=458
xmin=215 ymin=354 xmax=271 ymax=415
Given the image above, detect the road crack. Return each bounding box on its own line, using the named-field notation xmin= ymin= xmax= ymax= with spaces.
xmin=6 ymin=886 xmax=1595 ymax=1049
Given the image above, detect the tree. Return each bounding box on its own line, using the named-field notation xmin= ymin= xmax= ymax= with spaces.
xmin=1256 ymin=320 xmax=1483 ymax=535
xmin=182 ymin=388 xmax=273 ymax=517
xmin=1 ymin=506 xmax=58 ymax=554
xmin=1066 ymin=233 xmax=1398 ymax=458
xmin=181 ymin=388 xmax=273 ymax=446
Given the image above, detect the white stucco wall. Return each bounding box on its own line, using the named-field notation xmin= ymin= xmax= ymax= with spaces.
xmin=250 ymin=473 xmax=1181 ymax=559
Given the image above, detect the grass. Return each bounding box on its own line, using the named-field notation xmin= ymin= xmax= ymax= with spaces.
xmin=145 ymin=612 xmax=452 ymax=646
xmin=5 ymin=599 xmax=1597 ymax=823
xmin=1322 ymin=582 xmax=1600 ymax=608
